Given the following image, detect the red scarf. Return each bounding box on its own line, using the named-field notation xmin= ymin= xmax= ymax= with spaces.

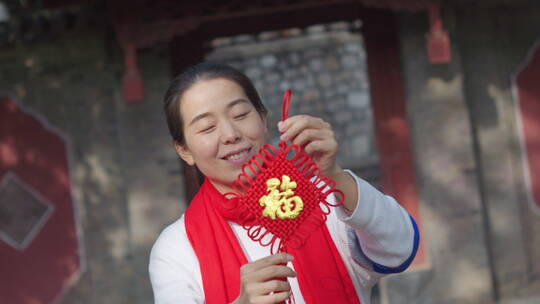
xmin=185 ymin=178 xmax=361 ymax=304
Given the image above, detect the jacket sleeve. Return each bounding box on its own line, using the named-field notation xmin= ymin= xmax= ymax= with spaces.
xmin=335 ymin=170 xmax=419 ymax=274
xmin=149 ymin=217 xmax=205 ymax=304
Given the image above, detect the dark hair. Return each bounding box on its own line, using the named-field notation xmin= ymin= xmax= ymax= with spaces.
xmin=163 ymin=62 xmax=267 ymax=145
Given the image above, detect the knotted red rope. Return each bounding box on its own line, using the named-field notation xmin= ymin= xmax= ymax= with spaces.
xmin=225 ymin=90 xmax=345 ymax=254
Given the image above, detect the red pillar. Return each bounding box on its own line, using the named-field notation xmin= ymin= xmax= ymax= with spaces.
xmin=363 ymin=11 xmax=427 ymax=268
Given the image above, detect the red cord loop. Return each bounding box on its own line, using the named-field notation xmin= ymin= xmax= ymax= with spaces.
xmin=281 ymin=89 xmax=291 ymax=121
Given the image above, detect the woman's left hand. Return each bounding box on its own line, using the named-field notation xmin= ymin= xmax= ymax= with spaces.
xmin=278 ymin=115 xmax=358 ymax=212
xmin=278 ymin=115 xmax=340 ymax=180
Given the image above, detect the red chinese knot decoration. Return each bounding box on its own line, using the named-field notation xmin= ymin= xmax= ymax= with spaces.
xmin=225 ymin=90 xmax=345 ymax=254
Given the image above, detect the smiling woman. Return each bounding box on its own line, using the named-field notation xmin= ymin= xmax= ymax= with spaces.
xmin=150 ymin=62 xmax=419 ymax=304
xmin=173 ymin=78 xmax=267 ymax=194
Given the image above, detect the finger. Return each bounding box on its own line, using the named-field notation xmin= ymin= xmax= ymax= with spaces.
xmin=242 ymin=266 xmax=296 ymax=289
xmin=260 ymin=265 xmax=297 ymax=282
xmin=242 ymin=253 xmax=293 ymax=273
xmin=247 ymin=265 xmax=296 ymax=283
xmin=283 ymin=115 xmax=330 ymax=130
xmin=304 ymin=139 xmax=337 ymax=156
xmin=246 ymin=279 xmax=291 ymax=296
xmin=280 ymin=115 xmax=328 ymax=138
xmin=280 ymin=115 xmax=329 ymax=141
xmin=292 ymin=128 xmax=334 ymax=148
xmin=250 ymin=291 xmax=291 ymax=304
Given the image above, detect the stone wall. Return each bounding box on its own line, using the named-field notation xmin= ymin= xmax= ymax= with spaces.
xmin=381 ymin=3 xmax=540 ymax=304
xmin=206 ymin=22 xmax=382 ymax=186
xmin=380 ymin=10 xmax=493 ymax=304
xmin=1 ymin=36 xmax=132 ymax=303
xmin=0 ymin=36 xmax=183 ymax=303
xmin=114 ymin=46 xmax=186 ymax=303
xmin=456 ymin=4 xmax=540 ymax=301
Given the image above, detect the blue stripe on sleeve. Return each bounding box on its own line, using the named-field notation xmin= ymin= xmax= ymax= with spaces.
xmin=369 ymin=215 xmax=420 ymax=274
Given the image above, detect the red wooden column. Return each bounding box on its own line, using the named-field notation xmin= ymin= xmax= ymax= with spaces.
xmin=515 ymin=42 xmax=540 ymax=214
xmin=362 ymin=11 xmax=427 ymax=268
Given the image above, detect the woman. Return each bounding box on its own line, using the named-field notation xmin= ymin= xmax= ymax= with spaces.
xmin=150 ymin=62 xmax=419 ymax=304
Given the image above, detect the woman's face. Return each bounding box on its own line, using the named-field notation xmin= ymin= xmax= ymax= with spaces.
xmin=176 ymin=77 xmax=267 ymax=193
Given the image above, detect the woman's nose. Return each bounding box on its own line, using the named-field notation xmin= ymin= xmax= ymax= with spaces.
xmin=220 ymin=121 xmax=241 ymax=144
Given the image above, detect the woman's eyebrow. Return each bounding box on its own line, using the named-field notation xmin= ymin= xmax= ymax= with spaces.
xmin=226 ymin=99 xmax=250 ymax=109
xmin=188 ymin=112 xmax=211 ymax=126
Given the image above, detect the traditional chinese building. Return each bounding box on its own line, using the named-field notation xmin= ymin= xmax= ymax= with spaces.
xmin=0 ymin=0 xmax=539 ymax=303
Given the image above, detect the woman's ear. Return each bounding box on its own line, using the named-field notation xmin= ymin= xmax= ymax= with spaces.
xmin=174 ymin=141 xmax=195 ymax=166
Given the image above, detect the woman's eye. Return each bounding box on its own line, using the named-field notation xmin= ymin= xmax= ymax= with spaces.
xmin=200 ymin=126 xmax=215 ymax=133
xmin=234 ymin=112 xmax=250 ymax=119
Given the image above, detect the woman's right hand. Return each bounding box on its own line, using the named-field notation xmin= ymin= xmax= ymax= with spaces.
xmin=232 ymin=253 xmax=296 ymax=304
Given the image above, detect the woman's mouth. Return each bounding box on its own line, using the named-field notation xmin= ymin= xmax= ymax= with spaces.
xmin=222 ymin=147 xmax=252 ymax=164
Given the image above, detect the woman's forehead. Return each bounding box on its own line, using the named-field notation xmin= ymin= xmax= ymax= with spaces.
xmin=179 ymin=78 xmax=250 ymax=120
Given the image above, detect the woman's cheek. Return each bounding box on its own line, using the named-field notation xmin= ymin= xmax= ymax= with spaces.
xmin=243 ymin=116 xmax=267 ymax=140
xmin=186 ymin=133 xmax=215 ymax=160
xmin=198 ymin=135 xmax=219 ymax=157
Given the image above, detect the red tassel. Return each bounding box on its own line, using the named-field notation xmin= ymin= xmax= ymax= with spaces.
xmin=122 ymin=43 xmax=144 ymax=102
xmin=426 ymin=2 xmax=451 ymax=64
